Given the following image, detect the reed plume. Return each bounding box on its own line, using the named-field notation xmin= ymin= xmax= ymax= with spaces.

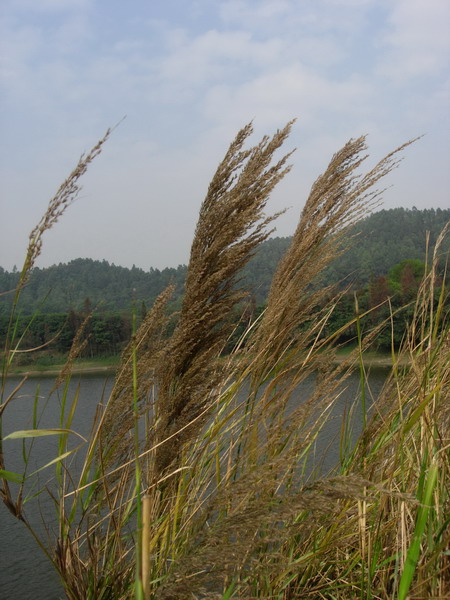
xmin=1 ymin=129 xmax=111 ymax=523
xmin=251 ymin=135 xmax=418 ymax=382
xmin=21 ymin=129 xmax=111 ymax=289
xmin=151 ymin=121 xmax=294 ymax=480
xmin=4 ymin=121 xmax=445 ymax=600
xmin=140 ymin=134 xmax=422 ymax=598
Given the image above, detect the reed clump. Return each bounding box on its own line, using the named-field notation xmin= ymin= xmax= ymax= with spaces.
xmin=1 ymin=122 xmax=448 ymax=600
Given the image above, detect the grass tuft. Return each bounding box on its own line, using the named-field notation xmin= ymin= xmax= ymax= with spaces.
xmin=1 ymin=123 xmax=448 ymax=600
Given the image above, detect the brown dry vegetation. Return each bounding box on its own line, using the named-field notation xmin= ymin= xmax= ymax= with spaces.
xmin=1 ymin=123 xmax=449 ymax=600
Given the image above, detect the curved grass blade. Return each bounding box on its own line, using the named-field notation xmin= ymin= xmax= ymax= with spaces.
xmin=4 ymin=428 xmax=86 ymax=442
xmin=398 ymin=460 xmax=439 ymax=600
xmin=0 ymin=469 xmax=24 ymax=484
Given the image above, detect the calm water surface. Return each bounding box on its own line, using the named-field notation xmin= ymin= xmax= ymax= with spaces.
xmin=0 ymin=369 xmax=388 ymax=599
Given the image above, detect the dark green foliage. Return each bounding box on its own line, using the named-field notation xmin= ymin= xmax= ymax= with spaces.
xmin=0 ymin=310 xmax=132 ymax=358
xmin=241 ymin=236 xmax=292 ymax=303
xmin=0 ymin=208 xmax=450 ymax=314
xmin=388 ymin=258 xmax=426 ymax=299
xmin=0 ymin=207 xmax=448 ymax=357
xmin=0 ymin=258 xmax=187 ymax=315
xmin=325 ymin=265 xmax=448 ymax=352
xmin=1 ymin=208 xmax=447 ymax=316
xmin=321 ymin=207 xmax=449 ymax=287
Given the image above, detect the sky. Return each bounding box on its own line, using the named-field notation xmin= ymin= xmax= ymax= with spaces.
xmin=1 ymin=0 xmax=449 ymax=272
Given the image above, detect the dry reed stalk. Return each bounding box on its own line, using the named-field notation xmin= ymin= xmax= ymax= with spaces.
xmin=20 ymin=129 xmax=112 ymax=290
xmin=150 ymin=135 xmax=425 ymax=598
xmin=5 ymin=119 xmax=440 ymax=599
xmin=151 ymin=121 xmax=295 ymax=480
xmin=49 ymin=122 xmax=296 ymax=599
xmin=1 ymin=128 xmax=112 ymax=559
xmin=142 ymin=494 xmax=151 ymax=599
xmin=155 ymin=475 xmax=380 ymax=599
xmin=51 ymin=312 xmax=92 ymax=393
xmin=337 ymin=222 xmax=450 ymax=598
xmin=97 ymin=284 xmax=174 ymax=474
xmin=250 ymin=136 xmax=418 ymax=384
xmin=353 ymin=228 xmax=449 ymax=468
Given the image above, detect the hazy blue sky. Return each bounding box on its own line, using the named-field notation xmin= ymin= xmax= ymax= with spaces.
xmin=1 ymin=0 xmax=449 ymax=271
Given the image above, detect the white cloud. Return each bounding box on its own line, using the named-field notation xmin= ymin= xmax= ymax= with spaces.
xmin=4 ymin=0 xmax=91 ymax=13
xmin=158 ymin=29 xmax=283 ymax=86
xmin=220 ymin=0 xmax=292 ymax=23
xmin=322 ymin=0 xmax=376 ymax=6
xmin=203 ymin=65 xmax=372 ymax=133
xmin=0 ymin=0 xmax=448 ymax=271
xmin=220 ymin=0 xmax=377 ymax=38
xmin=379 ymin=0 xmax=450 ymax=80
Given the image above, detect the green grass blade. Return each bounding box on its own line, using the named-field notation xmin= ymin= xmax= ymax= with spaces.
xmin=28 ymin=447 xmax=81 ymax=477
xmin=4 ymin=428 xmax=86 ymax=441
xmin=398 ymin=460 xmax=439 ymax=600
xmin=220 ymin=579 xmax=237 ymax=599
xmin=0 ymin=469 xmax=24 ymax=483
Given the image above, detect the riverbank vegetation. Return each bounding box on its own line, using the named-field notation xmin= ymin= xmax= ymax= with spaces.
xmin=1 ymin=208 xmax=448 ymax=367
xmin=1 ymin=123 xmax=449 ymax=599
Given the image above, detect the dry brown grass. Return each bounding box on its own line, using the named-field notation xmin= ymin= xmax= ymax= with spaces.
xmin=151 ymin=121 xmax=295 ymax=480
xmin=22 ymin=129 xmax=112 ymax=287
xmin=2 ymin=122 xmax=447 ymax=600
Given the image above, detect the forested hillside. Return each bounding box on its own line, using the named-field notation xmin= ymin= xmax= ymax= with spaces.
xmin=0 ymin=259 xmax=187 ymax=314
xmin=321 ymin=206 xmax=449 ymax=287
xmin=0 ymin=207 xmax=448 ymax=314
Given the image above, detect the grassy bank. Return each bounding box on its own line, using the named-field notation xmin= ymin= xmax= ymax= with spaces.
xmin=8 ymin=355 xmax=120 ymax=376
xmin=6 ymin=349 xmax=407 ymax=377
xmin=1 ymin=124 xmax=448 ymax=600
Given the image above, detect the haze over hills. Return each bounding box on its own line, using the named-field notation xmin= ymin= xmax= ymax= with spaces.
xmin=0 ymin=207 xmax=448 ymax=315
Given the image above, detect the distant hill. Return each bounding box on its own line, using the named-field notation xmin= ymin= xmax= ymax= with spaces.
xmin=321 ymin=206 xmax=449 ymax=288
xmin=241 ymin=207 xmax=449 ymax=302
xmin=0 ymin=260 xmax=187 ymax=315
xmin=0 ymin=207 xmax=448 ymax=314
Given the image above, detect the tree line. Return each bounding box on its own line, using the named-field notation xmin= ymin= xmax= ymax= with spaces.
xmin=1 ymin=207 xmax=448 ymax=358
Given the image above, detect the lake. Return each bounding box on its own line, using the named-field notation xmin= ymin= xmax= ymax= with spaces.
xmin=0 ymin=368 xmax=388 ymax=599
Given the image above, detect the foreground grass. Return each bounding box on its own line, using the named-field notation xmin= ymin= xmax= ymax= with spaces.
xmin=1 ymin=123 xmax=448 ymax=600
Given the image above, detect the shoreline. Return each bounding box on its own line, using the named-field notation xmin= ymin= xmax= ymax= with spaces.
xmin=6 ymin=353 xmax=408 ymax=378
xmin=6 ymin=365 xmax=118 ymax=378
